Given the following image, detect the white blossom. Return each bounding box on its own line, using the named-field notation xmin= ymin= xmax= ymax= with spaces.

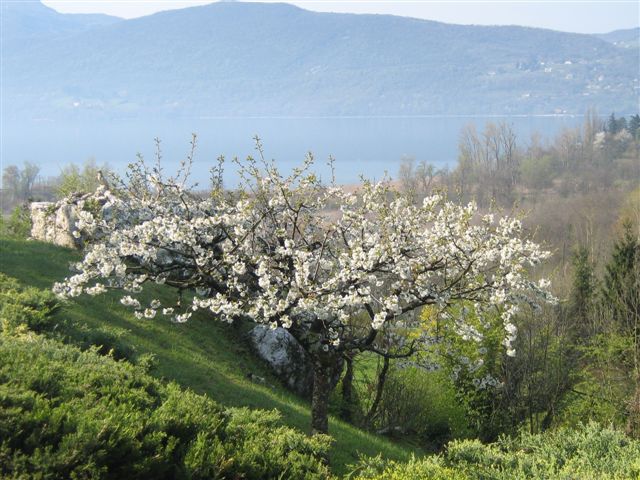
xmin=55 ymin=151 xmax=553 ymax=364
xmin=86 ymin=284 xmax=107 ymax=296
xmin=120 ymin=296 xmax=141 ymax=309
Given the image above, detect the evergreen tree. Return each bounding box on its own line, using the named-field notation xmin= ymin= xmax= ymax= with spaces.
xmin=570 ymin=246 xmax=596 ymax=339
xmin=602 ymin=222 xmax=640 ymax=437
xmin=603 ymin=221 xmax=640 ymax=330
xmin=607 ymin=113 xmax=619 ymax=135
xmin=617 ymin=117 xmax=628 ymax=133
xmin=629 ymin=114 xmax=640 ymax=139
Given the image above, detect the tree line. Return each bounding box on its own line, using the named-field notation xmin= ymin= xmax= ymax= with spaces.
xmin=1 ymin=158 xmax=111 ymax=213
xmin=381 ymin=111 xmax=639 ymax=444
xmin=399 ymin=111 xmax=639 ymax=206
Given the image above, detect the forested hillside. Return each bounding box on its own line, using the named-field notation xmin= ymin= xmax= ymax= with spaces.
xmin=3 ymin=1 xmax=638 ymax=118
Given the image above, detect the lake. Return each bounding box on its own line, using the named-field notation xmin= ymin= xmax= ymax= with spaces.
xmin=2 ymin=115 xmax=585 ymax=186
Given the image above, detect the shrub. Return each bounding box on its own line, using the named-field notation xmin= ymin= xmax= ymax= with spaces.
xmin=0 ymin=273 xmax=59 ymax=332
xmin=373 ymin=366 xmax=470 ymax=447
xmin=0 ymin=273 xmax=140 ymax=362
xmin=55 ymin=158 xmax=110 ymax=198
xmin=1 ymin=205 xmax=31 ymax=239
xmin=352 ymin=423 xmax=640 ymax=479
xmin=0 ymin=332 xmax=332 ymax=479
xmin=349 ymin=454 xmax=463 ymax=480
xmin=446 ymin=423 xmax=640 ymax=479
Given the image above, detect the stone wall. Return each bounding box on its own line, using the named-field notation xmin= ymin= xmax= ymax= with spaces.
xmin=30 ymin=202 xmax=81 ymax=249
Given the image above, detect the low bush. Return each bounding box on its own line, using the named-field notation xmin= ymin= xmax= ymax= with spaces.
xmin=0 ymin=273 xmax=59 ymax=332
xmin=351 ymin=423 xmax=640 ymax=479
xmin=0 ymin=332 xmax=332 ymax=479
xmin=373 ymin=366 xmax=470 ymax=447
xmin=1 ymin=205 xmax=32 ymax=239
xmin=1 ymin=272 xmax=139 ymax=362
xmin=349 ymin=454 xmax=463 ymax=480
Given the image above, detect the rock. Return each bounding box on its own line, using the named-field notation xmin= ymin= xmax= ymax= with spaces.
xmin=248 ymin=325 xmax=315 ymax=397
xmin=248 ymin=325 xmax=343 ymax=398
xmin=30 ymin=202 xmax=81 ymax=249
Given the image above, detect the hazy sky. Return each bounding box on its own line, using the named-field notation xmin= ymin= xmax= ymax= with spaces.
xmin=41 ymin=0 xmax=640 ymax=34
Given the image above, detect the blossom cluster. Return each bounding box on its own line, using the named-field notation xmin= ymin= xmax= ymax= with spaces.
xmin=53 ymin=152 xmax=554 ymax=358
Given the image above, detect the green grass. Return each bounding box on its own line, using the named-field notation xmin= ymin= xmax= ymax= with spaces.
xmin=0 ymin=238 xmax=418 ymax=475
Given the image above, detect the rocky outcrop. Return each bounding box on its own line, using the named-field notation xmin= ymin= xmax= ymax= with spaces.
xmin=248 ymin=326 xmax=315 ymax=397
xmin=248 ymin=326 xmax=343 ymax=398
xmin=30 ymin=202 xmax=81 ymax=249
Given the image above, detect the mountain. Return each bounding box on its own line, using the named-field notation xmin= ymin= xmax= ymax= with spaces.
xmin=596 ymin=27 xmax=640 ymax=48
xmin=1 ymin=1 xmax=121 ymax=48
xmin=3 ymin=1 xmax=638 ymax=118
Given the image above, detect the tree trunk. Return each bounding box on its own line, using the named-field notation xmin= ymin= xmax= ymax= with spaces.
xmin=365 ymin=356 xmax=390 ymax=427
xmin=627 ymin=372 xmax=640 ymax=438
xmin=340 ymin=353 xmax=355 ymax=422
xmin=311 ymin=361 xmax=332 ymax=435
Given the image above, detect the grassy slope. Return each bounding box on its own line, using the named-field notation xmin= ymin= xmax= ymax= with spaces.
xmin=0 ymin=238 xmax=417 ymax=475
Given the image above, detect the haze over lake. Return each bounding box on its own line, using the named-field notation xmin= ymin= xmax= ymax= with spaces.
xmin=5 ymin=115 xmax=586 ymax=186
xmin=4 ymin=1 xmax=635 ymax=187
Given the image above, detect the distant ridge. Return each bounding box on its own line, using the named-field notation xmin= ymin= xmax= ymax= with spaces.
xmin=596 ymin=27 xmax=640 ymax=48
xmin=3 ymin=1 xmax=638 ymax=118
xmin=1 ymin=1 xmax=121 ymax=47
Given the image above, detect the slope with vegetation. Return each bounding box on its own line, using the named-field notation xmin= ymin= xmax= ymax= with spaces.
xmin=1 ymin=251 xmax=639 ymax=478
xmin=3 ymin=1 xmax=638 ymax=118
xmin=1 ymin=113 xmax=639 ymax=477
xmin=0 ymin=238 xmax=415 ymax=476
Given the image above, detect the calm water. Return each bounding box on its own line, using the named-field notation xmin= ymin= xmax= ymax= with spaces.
xmin=3 ymin=115 xmax=585 ymax=186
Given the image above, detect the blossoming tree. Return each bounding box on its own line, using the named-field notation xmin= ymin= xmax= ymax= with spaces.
xmin=54 ymin=145 xmax=553 ymax=435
